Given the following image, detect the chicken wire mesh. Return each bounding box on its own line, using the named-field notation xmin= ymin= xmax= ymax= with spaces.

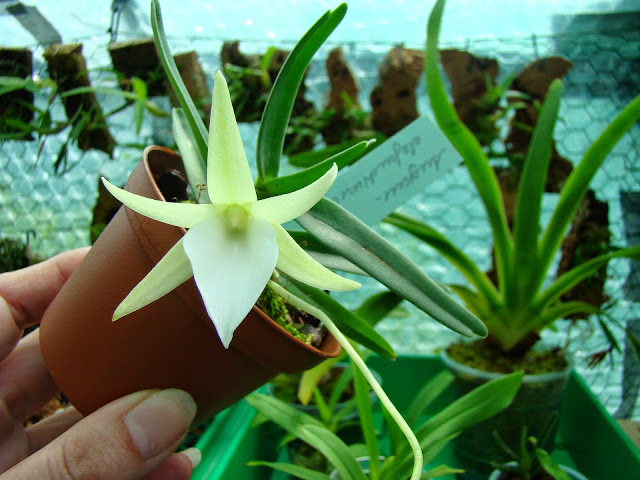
xmin=1 ymin=2 xmax=639 ymax=419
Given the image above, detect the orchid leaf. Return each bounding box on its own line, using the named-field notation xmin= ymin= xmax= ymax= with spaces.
xmin=533 ymin=302 xmax=601 ymax=332
xmin=353 ymin=290 xmax=403 ymax=327
xmin=298 ymin=357 xmax=342 ymax=405
xmin=151 ymin=0 xmax=208 ymax=157
xmin=425 ymin=0 xmax=514 ymax=301
xmin=256 ymin=3 xmax=347 ymax=184
xmin=298 ymin=199 xmax=487 ymax=338
xmin=405 ymin=371 xmax=454 ymax=428
xmin=263 ymin=139 xmax=374 ymax=196
xmin=172 ymin=108 xmax=207 ymax=201
xmin=131 ymin=77 xmax=147 ymax=133
xmin=536 ymin=93 xmax=640 ymax=292
xmin=385 ymin=372 xmax=523 ymax=479
xmin=421 ymin=465 xmax=466 ymax=479
xmin=248 ymin=461 xmax=331 ymax=480
xmin=246 ymin=394 xmax=367 ymax=480
xmin=385 ymin=212 xmax=501 ymax=308
xmin=513 ymin=79 xmax=562 ymax=299
xmin=533 ymin=245 xmax=640 ymax=312
xmin=536 ymin=448 xmax=572 ymax=480
xmin=448 ymin=285 xmax=492 ymax=320
xmin=277 ymin=275 xmax=396 ymax=360
xmin=288 ymin=134 xmax=384 ymax=168
xmin=353 ymin=365 xmax=381 ymax=479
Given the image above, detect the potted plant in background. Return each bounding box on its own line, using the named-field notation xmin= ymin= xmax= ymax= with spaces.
xmin=488 ymin=427 xmax=588 ymax=480
xmin=248 ymin=364 xmax=523 ymax=479
xmin=38 ymin=2 xmax=491 ymax=478
xmin=382 ymin=0 xmax=640 ymax=476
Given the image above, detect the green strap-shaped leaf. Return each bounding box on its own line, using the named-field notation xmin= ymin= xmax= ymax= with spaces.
xmin=151 ymin=0 xmax=208 ymax=157
xmin=298 ymin=199 xmax=487 ymax=338
xmin=385 ymin=212 xmax=501 ymax=309
xmin=248 ymin=461 xmax=331 ymax=480
xmin=298 ymin=357 xmax=341 ymax=406
xmin=421 ymin=465 xmax=466 ymax=479
xmin=533 ymin=301 xmax=601 ymax=333
xmin=425 ymin=0 xmax=514 ymax=301
xmin=172 ymin=108 xmax=208 ymax=201
xmin=353 ymin=290 xmax=403 ymax=328
xmin=246 ymin=394 xmax=367 ymax=480
xmin=512 ymin=79 xmax=563 ymax=302
xmin=536 ymin=448 xmax=572 ymax=480
xmin=278 ymin=275 xmax=397 ymax=360
xmin=535 ymin=93 xmax=640 ymax=293
xmin=405 ymin=371 xmax=454 ymax=428
xmin=352 ymin=365 xmax=381 ymax=479
xmin=256 ymin=4 xmax=347 ymax=184
xmin=288 ymin=134 xmax=384 ymax=168
xmin=262 ymin=139 xmax=373 ymax=196
xmin=533 ymin=245 xmax=640 ymax=313
xmin=386 ymin=371 xmax=523 ymax=479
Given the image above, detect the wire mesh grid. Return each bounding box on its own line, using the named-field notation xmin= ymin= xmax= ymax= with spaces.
xmin=0 ymin=22 xmax=639 ymax=418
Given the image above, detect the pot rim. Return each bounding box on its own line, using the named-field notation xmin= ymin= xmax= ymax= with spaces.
xmin=440 ymin=348 xmax=573 ymax=384
xmin=488 ymin=462 xmax=589 ymax=480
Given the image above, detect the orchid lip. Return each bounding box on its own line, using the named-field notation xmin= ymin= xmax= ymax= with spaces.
xmin=224 ymin=204 xmax=250 ymax=231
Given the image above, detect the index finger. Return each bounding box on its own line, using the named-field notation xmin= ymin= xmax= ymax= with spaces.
xmin=0 ymin=247 xmax=90 ymax=359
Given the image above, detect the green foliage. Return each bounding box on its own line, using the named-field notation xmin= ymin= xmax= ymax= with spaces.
xmin=0 ymin=74 xmax=167 ymax=174
xmin=386 ymin=0 xmax=640 ymax=354
xmin=0 ymin=237 xmax=30 ymax=273
xmin=153 ymin=0 xmax=487 ymax=357
xmin=491 ymin=425 xmax=571 ymax=480
xmin=247 ymin=370 xmax=523 ymax=480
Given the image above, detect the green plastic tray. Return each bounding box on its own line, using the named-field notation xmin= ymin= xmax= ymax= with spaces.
xmin=192 ymin=355 xmax=640 ymax=480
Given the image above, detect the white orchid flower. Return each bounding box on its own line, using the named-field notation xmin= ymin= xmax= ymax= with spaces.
xmin=102 ymin=71 xmax=360 ymax=348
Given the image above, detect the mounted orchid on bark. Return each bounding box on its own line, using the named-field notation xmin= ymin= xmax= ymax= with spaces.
xmin=103 ymin=71 xmax=359 ymax=348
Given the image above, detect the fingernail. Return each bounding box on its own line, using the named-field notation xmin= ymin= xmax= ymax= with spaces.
xmin=125 ymin=389 xmax=197 ymax=460
xmin=181 ymin=447 xmax=202 ymax=469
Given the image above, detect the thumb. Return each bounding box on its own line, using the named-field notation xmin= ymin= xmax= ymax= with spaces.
xmin=2 ymin=389 xmax=198 ymax=480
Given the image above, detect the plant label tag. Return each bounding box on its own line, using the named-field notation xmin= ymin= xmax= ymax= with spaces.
xmin=328 ymin=115 xmax=462 ymax=225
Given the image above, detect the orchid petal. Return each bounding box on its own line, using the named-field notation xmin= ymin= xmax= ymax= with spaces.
xmin=208 ymin=71 xmax=256 ymax=205
xmin=250 ymin=163 xmax=338 ymax=224
xmin=183 ymin=215 xmax=278 ymax=348
xmin=113 ymin=238 xmax=193 ymax=320
xmin=274 ymin=224 xmax=360 ymax=291
xmin=102 ymin=178 xmax=218 ymax=228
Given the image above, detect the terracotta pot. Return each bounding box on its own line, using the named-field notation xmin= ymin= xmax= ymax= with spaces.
xmin=40 ymin=146 xmax=341 ymax=426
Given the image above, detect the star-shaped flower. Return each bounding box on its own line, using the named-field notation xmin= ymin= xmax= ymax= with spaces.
xmin=103 ymin=71 xmax=360 ymax=348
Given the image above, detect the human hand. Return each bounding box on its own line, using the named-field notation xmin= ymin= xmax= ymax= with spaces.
xmin=0 ymin=248 xmax=201 ymax=479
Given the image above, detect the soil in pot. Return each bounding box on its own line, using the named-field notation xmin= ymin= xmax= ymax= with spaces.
xmin=442 ymin=341 xmax=571 ymax=479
